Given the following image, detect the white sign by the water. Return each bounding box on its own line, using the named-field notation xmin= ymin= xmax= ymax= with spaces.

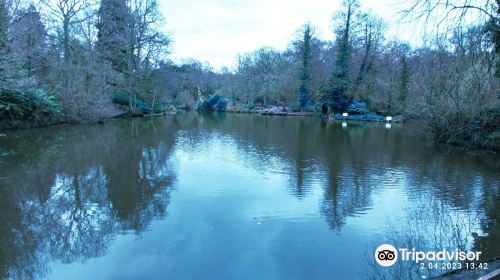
xmin=343 ymin=113 xmax=348 ymax=117
xmin=386 ymin=116 xmax=393 ymax=121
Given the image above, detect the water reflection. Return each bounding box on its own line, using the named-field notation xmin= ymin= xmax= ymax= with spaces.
xmin=0 ymin=119 xmax=177 ymax=279
xmin=365 ymin=193 xmax=492 ymax=280
xmin=0 ymin=113 xmax=498 ymax=279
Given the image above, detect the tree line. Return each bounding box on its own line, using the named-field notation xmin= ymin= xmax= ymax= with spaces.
xmin=177 ymin=0 xmax=498 ymax=149
xmin=0 ymin=0 xmax=498 ymax=149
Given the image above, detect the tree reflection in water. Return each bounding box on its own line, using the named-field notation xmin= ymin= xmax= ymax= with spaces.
xmin=0 ymin=113 xmax=498 ymax=280
xmin=0 ymin=183 xmax=47 ymax=279
xmin=0 ymin=118 xmax=177 ymax=279
xmin=364 ymin=194 xmax=495 ymax=280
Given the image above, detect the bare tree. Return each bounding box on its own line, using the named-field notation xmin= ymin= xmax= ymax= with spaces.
xmin=39 ymin=0 xmax=91 ymax=97
xmin=402 ymin=0 xmax=497 ymax=25
xmin=9 ymin=5 xmax=47 ymax=75
xmin=124 ymin=0 xmax=170 ymax=111
xmin=351 ymin=12 xmax=386 ymax=99
xmin=40 ymin=0 xmax=89 ymax=64
xmin=402 ymin=0 xmax=499 ymax=76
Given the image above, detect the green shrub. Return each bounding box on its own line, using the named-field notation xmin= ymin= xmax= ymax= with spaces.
xmin=253 ymin=95 xmax=265 ymax=105
xmin=0 ymin=88 xmax=62 ymax=125
xmin=247 ymin=102 xmax=255 ymax=110
xmin=111 ymin=92 xmax=130 ymax=106
xmin=197 ymin=95 xmax=227 ymax=112
xmin=347 ymin=100 xmax=369 ymax=114
xmin=111 ymin=92 xmax=154 ymax=114
xmin=289 ymin=102 xmax=301 ymax=112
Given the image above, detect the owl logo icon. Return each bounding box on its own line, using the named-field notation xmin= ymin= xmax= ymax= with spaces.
xmin=378 ymin=250 xmax=395 ymax=261
xmin=375 ymin=244 xmax=398 ymax=267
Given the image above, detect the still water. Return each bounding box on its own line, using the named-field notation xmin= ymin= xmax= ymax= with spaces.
xmin=0 ymin=113 xmax=499 ymax=279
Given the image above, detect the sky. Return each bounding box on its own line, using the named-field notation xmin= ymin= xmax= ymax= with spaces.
xmin=160 ymin=0 xmax=418 ymax=70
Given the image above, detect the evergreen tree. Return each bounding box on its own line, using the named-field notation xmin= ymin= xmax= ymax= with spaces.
xmin=96 ymin=0 xmax=130 ymax=73
xmin=324 ymin=0 xmax=357 ymax=113
xmin=399 ymin=55 xmax=410 ymax=109
xmin=298 ymin=24 xmax=312 ymax=111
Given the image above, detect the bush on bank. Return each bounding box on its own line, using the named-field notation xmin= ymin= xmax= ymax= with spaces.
xmin=197 ymin=95 xmax=228 ymax=112
xmin=0 ymin=88 xmax=62 ymax=129
xmin=111 ymin=92 xmax=169 ymax=115
xmin=430 ymin=108 xmax=500 ymax=151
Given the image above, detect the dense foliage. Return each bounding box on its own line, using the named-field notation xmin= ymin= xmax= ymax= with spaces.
xmin=0 ymin=88 xmax=61 ymax=128
xmin=0 ymin=0 xmax=169 ymax=124
xmin=197 ymin=95 xmax=228 ymax=112
xmin=298 ymin=24 xmax=313 ymax=110
xmin=322 ymin=0 xmax=356 ymax=113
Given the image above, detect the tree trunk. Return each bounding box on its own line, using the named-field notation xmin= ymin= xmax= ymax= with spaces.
xmin=63 ymin=17 xmax=70 ymax=95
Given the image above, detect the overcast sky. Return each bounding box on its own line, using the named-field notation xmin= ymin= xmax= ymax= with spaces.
xmin=161 ymin=0 xmax=417 ymax=70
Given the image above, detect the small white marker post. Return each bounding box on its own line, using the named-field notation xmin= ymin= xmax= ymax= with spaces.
xmin=342 ymin=122 xmax=347 ymax=128
xmin=385 ymin=123 xmax=391 ymax=129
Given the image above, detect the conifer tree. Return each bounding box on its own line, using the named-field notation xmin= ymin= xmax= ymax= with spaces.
xmin=298 ymin=24 xmax=313 ymax=111
xmin=96 ymin=0 xmax=130 ymax=73
xmin=399 ymin=55 xmax=410 ymax=109
xmin=324 ymin=0 xmax=358 ymax=113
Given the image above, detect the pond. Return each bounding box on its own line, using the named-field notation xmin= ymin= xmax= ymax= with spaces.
xmin=0 ymin=113 xmax=499 ymax=279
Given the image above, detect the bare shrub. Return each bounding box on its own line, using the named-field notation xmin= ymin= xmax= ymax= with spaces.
xmin=60 ymin=59 xmax=123 ymax=121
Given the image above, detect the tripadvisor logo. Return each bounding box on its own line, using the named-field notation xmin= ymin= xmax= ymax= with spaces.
xmin=375 ymin=244 xmax=398 ymax=267
xmin=374 ymin=244 xmax=482 ymax=267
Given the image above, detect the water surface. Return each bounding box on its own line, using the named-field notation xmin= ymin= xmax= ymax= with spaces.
xmin=0 ymin=113 xmax=499 ymax=279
